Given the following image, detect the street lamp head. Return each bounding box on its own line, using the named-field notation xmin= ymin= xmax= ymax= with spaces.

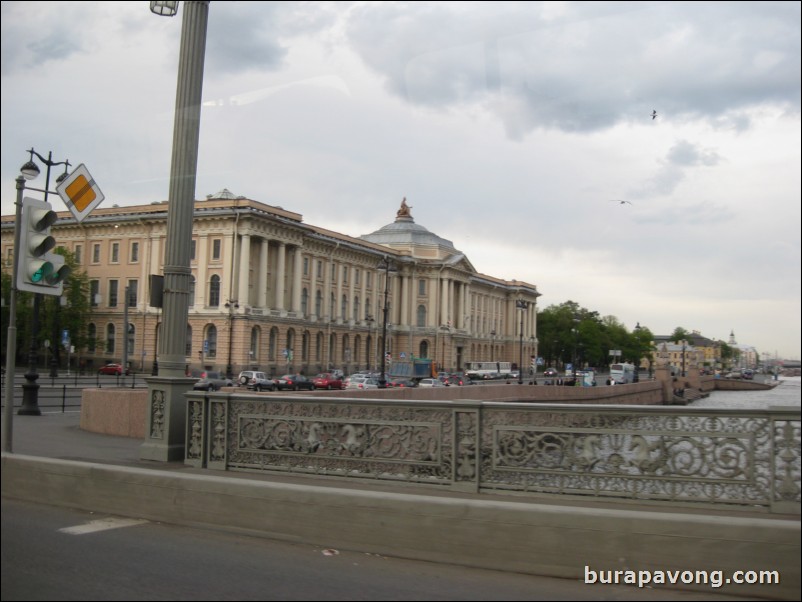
xmin=151 ymin=0 xmax=179 ymax=16
xmin=20 ymin=159 xmax=39 ymax=181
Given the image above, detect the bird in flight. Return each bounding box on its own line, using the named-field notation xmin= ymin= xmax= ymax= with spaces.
xmin=652 ymin=110 xmax=657 ymax=120
xmin=609 ymin=200 xmax=632 ymax=205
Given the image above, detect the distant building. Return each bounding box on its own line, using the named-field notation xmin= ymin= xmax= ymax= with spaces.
xmin=2 ymin=192 xmax=540 ymax=376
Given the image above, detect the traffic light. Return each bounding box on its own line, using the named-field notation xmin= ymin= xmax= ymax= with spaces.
xmin=16 ymin=197 xmax=70 ymax=295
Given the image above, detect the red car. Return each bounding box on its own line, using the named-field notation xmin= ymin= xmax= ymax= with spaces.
xmin=312 ymin=373 xmax=345 ymax=390
xmin=97 ymin=363 xmax=131 ymax=376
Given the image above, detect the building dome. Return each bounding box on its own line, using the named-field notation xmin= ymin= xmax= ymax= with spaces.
xmin=360 ymin=198 xmax=458 ymax=258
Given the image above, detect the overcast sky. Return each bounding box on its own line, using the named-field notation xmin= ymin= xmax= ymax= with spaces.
xmin=2 ymin=1 xmax=800 ymax=360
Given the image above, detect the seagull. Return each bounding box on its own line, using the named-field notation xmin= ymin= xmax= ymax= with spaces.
xmin=652 ymin=110 xmax=657 ymax=120
xmin=609 ymin=200 xmax=632 ymax=205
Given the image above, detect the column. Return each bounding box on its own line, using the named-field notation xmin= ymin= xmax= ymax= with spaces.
xmin=400 ymin=274 xmax=409 ymax=327
xmin=291 ymin=247 xmax=302 ymax=313
xmin=440 ymin=277 xmax=450 ymax=326
xmin=274 ymin=242 xmax=286 ymax=310
xmin=336 ymin=263 xmax=344 ymax=321
xmin=258 ymin=239 xmax=268 ymax=309
xmin=195 ymin=235 xmax=207 ymax=307
xmin=237 ymin=233 xmax=250 ymax=305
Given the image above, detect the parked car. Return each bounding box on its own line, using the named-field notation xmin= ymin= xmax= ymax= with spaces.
xmin=237 ymin=370 xmax=275 ymax=391
xmin=345 ymin=375 xmax=370 ymax=389
xmin=388 ymin=378 xmax=417 ymax=388
xmin=97 ymin=363 xmax=131 ymax=376
xmin=313 ymin=373 xmax=345 ymax=390
xmin=543 ymin=367 xmax=558 ymax=377
xmin=193 ymin=370 xmax=234 ymax=391
xmin=446 ymin=375 xmax=474 ymax=386
xmin=275 ymin=374 xmax=315 ymax=391
xmin=741 ymin=369 xmax=755 ymax=380
xmin=418 ymin=378 xmax=446 ymax=388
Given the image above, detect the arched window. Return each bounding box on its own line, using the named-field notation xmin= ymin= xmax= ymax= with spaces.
xmin=209 ymin=275 xmax=220 ymax=307
xmin=416 ymin=304 xmax=427 ymax=327
xmin=365 ymin=296 xmax=372 ymax=320
xmin=250 ymin=327 xmax=260 ymax=361
xmin=302 ymin=330 xmax=309 ymax=362
xmin=286 ymin=329 xmax=295 ymax=363
xmin=206 ymin=324 xmax=217 ymax=358
xmin=87 ymin=323 xmax=97 ymax=353
xmin=419 ymin=340 xmax=430 ymax=359
xmin=106 ymin=324 xmax=115 ymax=354
xmin=269 ymin=327 xmax=278 ymax=360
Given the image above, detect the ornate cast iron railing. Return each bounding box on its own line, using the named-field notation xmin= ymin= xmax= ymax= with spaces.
xmin=185 ymin=393 xmax=800 ymax=513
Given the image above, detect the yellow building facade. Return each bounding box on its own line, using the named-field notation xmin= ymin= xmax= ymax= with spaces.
xmin=2 ymin=191 xmax=540 ymax=377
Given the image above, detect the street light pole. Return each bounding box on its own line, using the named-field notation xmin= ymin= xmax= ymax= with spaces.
xmin=225 ymin=299 xmax=238 ymax=379
xmin=142 ymin=0 xmax=210 ymax=462
xmin=516 ymin=300 xmax=527 ymax=385
xmin=18 ymin=149 xmax=70 ymax=417
xmin=377 ymin=257 xmax=394 ymax=388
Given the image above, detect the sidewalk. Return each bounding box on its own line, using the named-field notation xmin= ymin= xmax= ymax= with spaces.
xmin=2 ymin=409 xmax=800 ymax=601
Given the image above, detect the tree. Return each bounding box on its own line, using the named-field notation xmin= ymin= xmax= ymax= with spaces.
xmin=0 ymin=247 xmax=92 ymax=369
xmin=671 ymin=326 xmax=692 ymax=343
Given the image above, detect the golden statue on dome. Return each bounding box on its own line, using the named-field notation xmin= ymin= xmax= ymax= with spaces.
xmin=397 ymin=197 xmax=412 ymax=218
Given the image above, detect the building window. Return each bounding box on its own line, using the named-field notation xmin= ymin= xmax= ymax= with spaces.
xmin=87 ymin=323 xmax=96 ymax=353
xmin=343 ymin=266 xmax=348 ymax=284
xmin=315 ymin=290 xmax=322 ymax=317
xmin=111 ymin=242 xmax=120 ymax=263
xmin=418 ymin=279 xmax=426 ymax=296
xmin=74 ymin=244 xmax=82 ymax=264
xmin=127 ymin=280 xmax=138 ymax=307
xmin=417 ymin=304 xmax=427 ymax=327
xmin=212 ymin=239 xmax=221 ymax=260
xmin=206 ymin=324 xmax=217 ymax=358
xmin=209 ymin=275 xmax=220 ymax=307
xmin=130 ymin=241 xmax=139 ymax=263
xmin=109 ymin=280 xmax=119 ymax=308
xmin=353 ymin=296 xmax=360 ymax=322
xmin=106 ymin=323 xmax=116 ymax=354
xmin=303 ymin=257 xmax=309 ymax=276
xmin=301 ymin=288 xmax=309 ymax=316
xmin=365 ymin=296 xmax=372 ymax=320
xmin=90 ymin=280 xmax=100 ymax=307
xmin=341 ymin=294 xmax=347 ymax=320
xmin=302 ymin=331 xmax=309 ymax=362
xmin=366 ymin=272 xmax=372 ymax=289
xmin=419 ymin=341 xmax=429 ymax=359
xmin=317 ymin=260 xmax=322 ymax=279
xmin=316 ymin=332 xmax=323 ymax=361
xmin=186 ymin=324 xmax=192 ymax=357
xmin=269 ymin=327 xmax=278 ymax=361
xmin=92 ymin=244 xmax=101 ymax=264
xmin=250 ymin=327 xmax=259 ymax=361
xmin=355 ymin=269 xmax=360 ymax=286
xmin=189 ymin=276 xmax=195 ymax=308
xmin=190 ymin=239 xmax=196 ymax=261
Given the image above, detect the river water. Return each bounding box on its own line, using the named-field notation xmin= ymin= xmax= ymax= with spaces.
xmin=689 ymin=376 xmax=801 ymax=409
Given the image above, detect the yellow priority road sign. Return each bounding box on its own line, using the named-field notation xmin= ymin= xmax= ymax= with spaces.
xmin=56 ymin=163 xmax=104 ymax=223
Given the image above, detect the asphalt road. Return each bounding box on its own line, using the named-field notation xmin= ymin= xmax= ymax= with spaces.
xmin=1 ymin=499 xmax=754 ymax=602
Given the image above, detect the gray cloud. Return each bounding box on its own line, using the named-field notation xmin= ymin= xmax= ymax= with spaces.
xmin=344 ymin=2 xmax=801 ymax=137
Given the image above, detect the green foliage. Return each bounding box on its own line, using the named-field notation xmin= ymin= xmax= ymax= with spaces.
xmin=0 ymin=247 xmax=93 ymax=366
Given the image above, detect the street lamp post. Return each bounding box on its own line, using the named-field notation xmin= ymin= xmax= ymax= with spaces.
xmin=490 ymin=329 xmax=496 ymax=362
xmin=377 ymin=257 xmax=395 ymax=388
xmin=516 ymin=300 xmax=528 ymax=384
xmin=18 ymin=149 xmax=71 ymax=416
xmin=225 ymin=300 xmax=238 ymax=379
xmin=142 ymin=0 xmax=210 ymax=462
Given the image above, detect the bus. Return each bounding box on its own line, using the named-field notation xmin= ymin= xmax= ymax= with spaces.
xmin=610 ymin=363 xmax=636 ymax=384
xmin=464 ymin=361 xmax=514 ymax=380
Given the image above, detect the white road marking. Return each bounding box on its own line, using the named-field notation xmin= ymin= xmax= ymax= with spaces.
xmin=58 ymin=518 xmax=148 ymax=535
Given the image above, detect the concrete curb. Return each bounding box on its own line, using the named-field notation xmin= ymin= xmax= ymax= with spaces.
xmin=2 ymin=453 xmax=799 ymax=600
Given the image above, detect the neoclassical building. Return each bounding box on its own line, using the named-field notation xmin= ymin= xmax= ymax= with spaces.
xmin=2 ymin=190 xmax=540 ymax=377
